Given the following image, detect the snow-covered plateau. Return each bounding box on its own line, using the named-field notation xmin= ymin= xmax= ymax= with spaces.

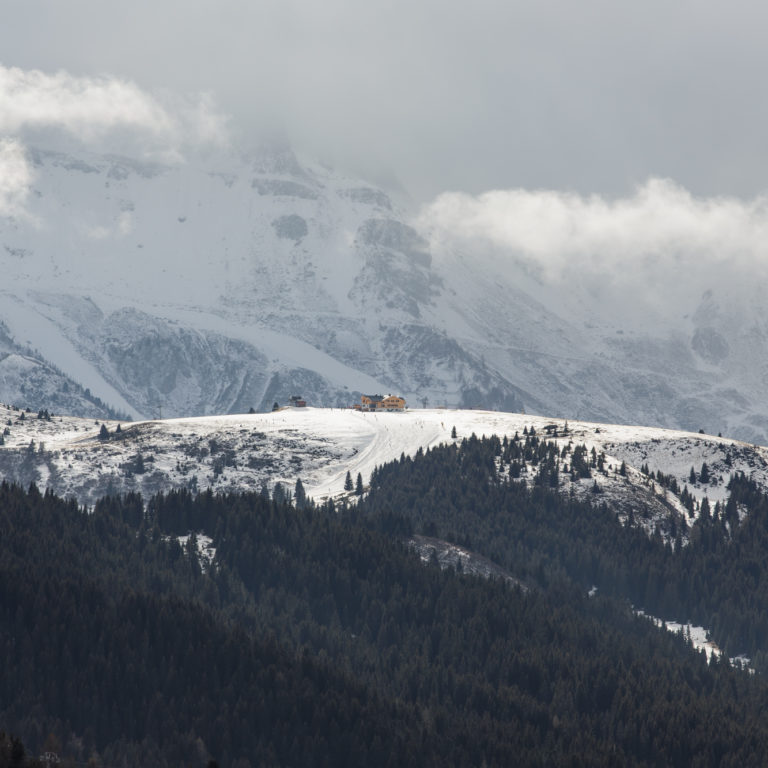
xmin=2 ymin=404 xmax=766 ymax=530
xmin=3 ymin=144 xmax=768 ymax=443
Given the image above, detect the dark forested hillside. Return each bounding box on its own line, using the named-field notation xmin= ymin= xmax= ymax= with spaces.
xmin=360 ymin=434 xmax=768 ymax=663
xmin=4 ymin=433 xmax=768 ymax=765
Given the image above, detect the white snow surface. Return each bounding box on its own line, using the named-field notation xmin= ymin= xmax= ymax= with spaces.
xmin=636 ymin=611 xmax=723 ymax=662
xmin=636 ymin=611 xmax=753 ymax=670
xmin=174 ymin=533 xmax=216 ymax=571
xmin=1 ymin=404 xmax=766 ymax=515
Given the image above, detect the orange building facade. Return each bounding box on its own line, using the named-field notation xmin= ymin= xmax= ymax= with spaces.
xmin=354 ymin=394 xmax=406 ymax=412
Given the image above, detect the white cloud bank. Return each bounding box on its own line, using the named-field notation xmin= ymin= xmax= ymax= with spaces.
xmin=0 ymin=66 xmax=171 ymax=138
xmin=0 ymin=64 xmax=229 ymax=218
xmin=421 ymin=179 xmax=768 ymax=275
xmin=419 ymin=179 xmax=768 ymax=315
xmin=0 ymin=64 xmax=229 ymax=147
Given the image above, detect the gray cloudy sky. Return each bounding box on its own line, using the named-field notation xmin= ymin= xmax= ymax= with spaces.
xmin=2 ymin=0 xmax=768 ymax=200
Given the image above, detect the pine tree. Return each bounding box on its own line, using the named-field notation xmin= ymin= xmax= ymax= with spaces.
xmin=344 ymin=471 xmax=353 ymax=492
xmin=295 ymin=478 xmax=307 ymax=508
xmin=355 ymin=473 xmax=364 ymax=496
xmin=99 ymin=423 xmax=109 ymax=440
xmin=451 ymin=426 xmax=457 ymax=439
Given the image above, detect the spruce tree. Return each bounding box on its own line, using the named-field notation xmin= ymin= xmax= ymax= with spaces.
xmin=344 ymin=471 xmax=353 ymax=492
xmin=295 ymin=478 xmax=307 ymax=508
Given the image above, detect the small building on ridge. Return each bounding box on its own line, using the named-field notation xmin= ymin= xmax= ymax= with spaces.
xmin=354 ymin=394 xmax=406 ymax=412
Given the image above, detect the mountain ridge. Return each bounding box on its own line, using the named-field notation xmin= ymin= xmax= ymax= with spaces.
xmin=2 ymin=403 xmax=765 ymax=530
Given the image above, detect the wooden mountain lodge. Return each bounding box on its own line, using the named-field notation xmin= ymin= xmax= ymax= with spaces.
xmin=354 ymin=394 xmax=406 ymax=412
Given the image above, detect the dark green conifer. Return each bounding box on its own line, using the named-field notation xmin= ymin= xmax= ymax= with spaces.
xmin=295 ymin=478 xmax=307 ymax=508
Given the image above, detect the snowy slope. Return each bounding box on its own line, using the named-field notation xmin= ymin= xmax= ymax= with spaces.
xmin=2 ymin=143 xmax=768 ymax=442
xmin=428 ymin=245 xmax=768 ymax=445
xmin=2 ymin=404 xmax=766 ymax=529
xmin=0 ymin=144 xmax=522 ymax=420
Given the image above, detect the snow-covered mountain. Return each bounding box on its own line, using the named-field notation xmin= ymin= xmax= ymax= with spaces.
xmin=2 ymin=144 xmax=767 ymax=443
xmin=1 ymin=145 xmax=523 ymax=422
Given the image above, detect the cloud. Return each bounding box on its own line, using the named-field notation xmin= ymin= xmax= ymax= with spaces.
xmin=421 ymin=179 xmax=768 ymax=275
xmin=0 ymin=64 xmax=230 ymax=217
xmin=419 ymin=179 xmax=768 ymax=320
xmin=0 ymin=64 xmax=229 ymax=151
xmin=0 ymin=139 xmax=34 ymax=219
xmin=0 ymin=65 xmax=169 ymax=137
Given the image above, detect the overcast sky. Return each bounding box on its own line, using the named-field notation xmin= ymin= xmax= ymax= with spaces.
xmin=3 ymin=0 xmax=768 ymax=201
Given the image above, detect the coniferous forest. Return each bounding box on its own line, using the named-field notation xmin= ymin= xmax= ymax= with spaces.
xmin=5 ymin=435 xmax=768 ymax=764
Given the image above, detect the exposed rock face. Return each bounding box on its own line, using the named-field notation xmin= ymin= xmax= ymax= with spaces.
xmin=272 ymin=214 xmax=308 ymax=241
